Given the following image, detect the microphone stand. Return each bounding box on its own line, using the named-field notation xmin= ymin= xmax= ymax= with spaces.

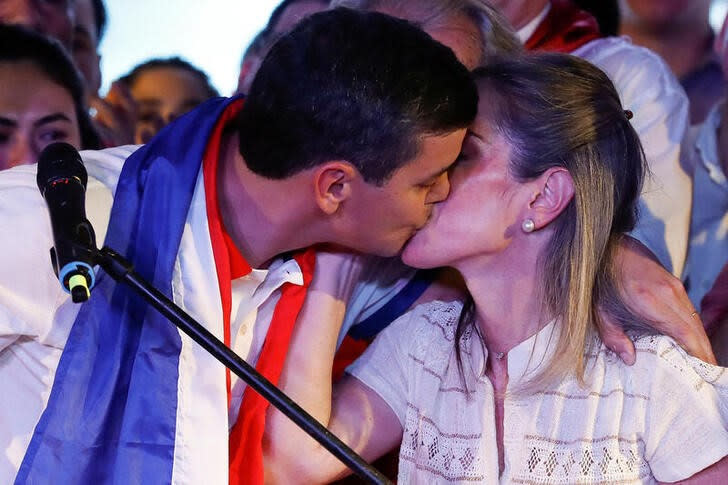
xmin=88 ymin=245 xmax=390 ymax=485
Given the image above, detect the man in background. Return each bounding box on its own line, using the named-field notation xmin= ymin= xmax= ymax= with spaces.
xmin=619 ymin=0 xmax=723 ymax=124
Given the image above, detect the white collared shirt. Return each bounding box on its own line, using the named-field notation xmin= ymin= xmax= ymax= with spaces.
xmin=227 ymin=258 xmax=303 ymax=425
xmin=683 ymin=102 xmax=728 ymax=308
xmin=350 ymin=300 xmax=728 ymax=483
xmin=515 ymin=3 xmax=550 ymax=44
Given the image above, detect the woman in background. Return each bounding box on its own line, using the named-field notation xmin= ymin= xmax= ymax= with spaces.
xmin=117 ymin=57 xmax=218 ymax=144
xmin=0 ymin=25 xmax=99 ymax=171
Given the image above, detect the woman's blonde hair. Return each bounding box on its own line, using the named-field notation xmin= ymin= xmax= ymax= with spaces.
xmin=456 ymin=53 xmax=653 ymax=390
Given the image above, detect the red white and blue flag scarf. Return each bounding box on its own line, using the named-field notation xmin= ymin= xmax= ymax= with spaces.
xmin=17 ymin=96 xmax=314 ymax=484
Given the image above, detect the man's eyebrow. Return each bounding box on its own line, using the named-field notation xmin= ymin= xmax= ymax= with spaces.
xmin=0 ymin=117 xmax=17 ymax=128
xmin=420 ymin=163 xmax=453 ymax=183
xmin=33 ymin=113 xmax=73 ymax=127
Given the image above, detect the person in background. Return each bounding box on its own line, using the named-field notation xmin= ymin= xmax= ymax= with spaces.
xmin=334 ymin=0 xmax=523 ymax=72
xmin=619 ymin=0 xmax=724 ymax=124
xmin=0 ymin=0 xmax=130 ymax=149
xmin=71 ymin=0 xmax=105 ymax=98
xmin=236 ymin=29 xmax=274 ymax=95
xmin=267 ymin=0 xmax=328 ymax=34
xmin=573 ymin=0 xmax=620 ymax=36
xmin=682 ymin=13 xmax=728 ymax=363
xmin=235 ymin=0 xmax=328 ymax=96
xmin=0 ymin=24 xmax=100 ymax=171
xmin=69 ymin=0 xmax=140 ymax=148
xmin=0 ymin=0 xmax=74 ymax=48
xmin=0 ymin=0 xmax=105 ymax=100
xmin=117 ymin=57 xmax=219 ymax=144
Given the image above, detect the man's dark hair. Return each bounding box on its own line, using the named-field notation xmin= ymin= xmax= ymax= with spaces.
xmin=119 ymin=56 xmax=220 ymax=99
xmin=238 ymin=7 xmax=478 ymax=184
xmin=0 ymin=24 xmax=100 ymax=149
xmin=90 ymin=0 xmax=108 ymax=43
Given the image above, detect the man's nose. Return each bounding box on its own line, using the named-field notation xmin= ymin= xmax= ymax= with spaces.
xmin=427 ymin=172 xmax=451 ymax=204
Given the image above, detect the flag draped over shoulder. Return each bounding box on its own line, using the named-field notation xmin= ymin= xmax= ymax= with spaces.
xmin=16 ymin=96 xmax=242 ymax=484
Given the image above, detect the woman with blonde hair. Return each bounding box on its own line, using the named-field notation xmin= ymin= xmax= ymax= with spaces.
xmin=264 ymin=52 xmax=728 ymax=483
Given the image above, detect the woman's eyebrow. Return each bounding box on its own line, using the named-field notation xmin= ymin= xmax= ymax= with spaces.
xmin=33 ymin=113 xmax=72 ymax=128
xmin=0 ymin=116 xmax=18 ymax=128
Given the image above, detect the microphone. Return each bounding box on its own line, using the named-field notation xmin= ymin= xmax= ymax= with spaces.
xmin=36 ymin=142 xmax=97 ymax=303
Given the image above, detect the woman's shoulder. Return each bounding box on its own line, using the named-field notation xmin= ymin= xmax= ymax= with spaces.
xmin=400 ymin=299 xmax=464 ymax=339
xmin=587 ymin=333 xmax=728 ymax=399
xmin=577 ymin=333 xmax=728 ymax=402
xmin=628 ymin=335 xmax=728 ymax=481
xmin=631 ymin=334 xmax=728 ymax=388
xmin=379 ymin=300 xmax=465 ymax=357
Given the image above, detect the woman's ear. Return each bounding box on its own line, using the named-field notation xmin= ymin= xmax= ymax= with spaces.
xmin=313 ymin=161 xmax=358 ymax=215
xmin=527 ymin=167 xmax=575 ymax=229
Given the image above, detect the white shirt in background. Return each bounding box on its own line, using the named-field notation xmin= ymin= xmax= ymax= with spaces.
xmin=683 ymin=102 xmax=728 ymax=309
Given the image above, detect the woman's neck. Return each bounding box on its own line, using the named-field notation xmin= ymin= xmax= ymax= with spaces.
xmin=457 ymin=241 xmax=550 ymax=357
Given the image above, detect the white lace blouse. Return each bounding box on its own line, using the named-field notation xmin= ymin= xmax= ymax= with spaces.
xmin=348 ymin=301 xmax=728 ymax=484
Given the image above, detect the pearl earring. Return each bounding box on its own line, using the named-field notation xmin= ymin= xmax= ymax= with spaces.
xmin=521 ymin=219 xmax=535 ymax=233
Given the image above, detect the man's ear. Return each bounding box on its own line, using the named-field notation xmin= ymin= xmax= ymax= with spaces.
xmin=313 ymin=161 xmax=359 ymax=215
xmin=527 ymin=167 xmax=575 ymax=229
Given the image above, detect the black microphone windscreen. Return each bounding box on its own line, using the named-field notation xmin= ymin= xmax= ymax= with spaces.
xmin=36 ymin=142 xmax=87 ymax=194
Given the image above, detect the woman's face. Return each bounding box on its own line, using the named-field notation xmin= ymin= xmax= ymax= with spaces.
xmin=402 ymin=98 xmax=531 ymax=269
xmin=0 ymin=61 xmax=81 ymax=171
xmin=129 ymin=66 xmax=213 ymax=144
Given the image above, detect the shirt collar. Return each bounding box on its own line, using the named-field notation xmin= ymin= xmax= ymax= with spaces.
xmin=506 ymin=318 xmax=560 ymax=385
xmin=464 ymin=317 xmax=560 ymax=387
xmin=257 ymin=256 xmax=305 ymax=287
xmin=517 ymin=3 xmax=551 ymax=44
